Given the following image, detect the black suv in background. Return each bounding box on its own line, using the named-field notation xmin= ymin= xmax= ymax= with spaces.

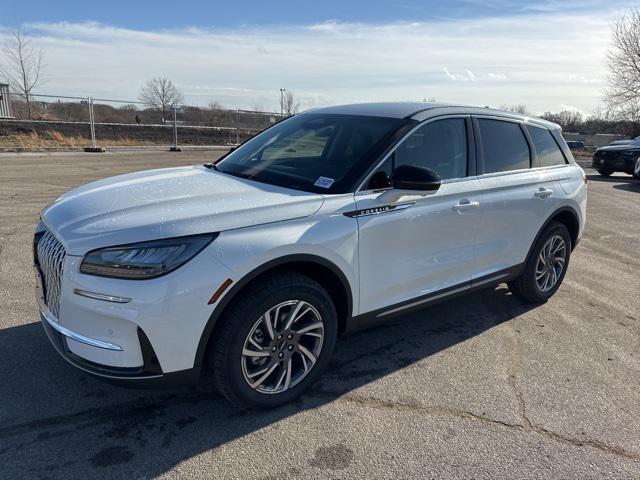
xmin=566 ymin=140 xmax=585 ymax=151
xmin=592 ymin=137 xmax=640 ymax=178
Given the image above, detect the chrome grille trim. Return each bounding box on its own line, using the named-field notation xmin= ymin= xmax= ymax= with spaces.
xmin=35 ymin=220 xmax=46 ymax=234
xmin=36 ymin=227 xmax=66 ymax=318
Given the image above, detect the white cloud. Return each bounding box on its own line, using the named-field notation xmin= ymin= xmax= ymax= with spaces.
xmin=488 ymin=72 xmax=507 ymax=81
xmin=443 ymin=67 xmax=477 ymax=82
xmin=443 ymin=67 xmax=458 ymax=81
xmin=0 ymin=12 xmax=617 ymax=112
xmin=560 ymin=104 xmax=586 ymax=115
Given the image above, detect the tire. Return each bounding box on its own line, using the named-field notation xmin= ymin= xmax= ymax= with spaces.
xmin=597 ymin=169 xmax=612 ymax=177
xmin=210 ymin=270 xmax=337 ymax=410
xmin=633 ymin=158 xmax=640 ymax=180
xmin=508 ymin=222 xmax=571 ymax=304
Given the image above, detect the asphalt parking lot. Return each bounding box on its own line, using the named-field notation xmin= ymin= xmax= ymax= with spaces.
xmin=0 ymin=150 xmax=639 ymax=479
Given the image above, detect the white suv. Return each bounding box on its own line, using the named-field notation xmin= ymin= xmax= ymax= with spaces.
xmin=34 ymin=103 xmax=587 ymax=409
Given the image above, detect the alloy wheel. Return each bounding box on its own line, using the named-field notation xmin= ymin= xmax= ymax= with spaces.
xmin=535 ymin=234 xmax=567 ymax=293
xmin=241 ymin=300 xmax=324 ymax=395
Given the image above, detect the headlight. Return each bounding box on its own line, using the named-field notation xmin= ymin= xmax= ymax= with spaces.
xmin=80 ymin=233 xmax=218 ymax=279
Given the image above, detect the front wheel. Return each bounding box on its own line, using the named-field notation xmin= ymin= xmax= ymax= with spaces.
xmin=633 ymin=158 xmax=640 ymax=180
xmin=597 ymin=169 xmax=613 ymax=177
xmin=210 ymin=271 xmax=337 ymax=409
xmin=508 ymin=222 xmax=571 ymax=303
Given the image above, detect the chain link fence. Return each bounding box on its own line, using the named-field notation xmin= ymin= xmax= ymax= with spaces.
xmin=0 ymin=92 xmax=284 ymax=151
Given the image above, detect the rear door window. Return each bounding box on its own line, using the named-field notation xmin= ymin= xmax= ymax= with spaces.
xmin=527 ymin=125 xmax=567 ymax=167
xmin=477 ymin=119 xmax=530 ymax=173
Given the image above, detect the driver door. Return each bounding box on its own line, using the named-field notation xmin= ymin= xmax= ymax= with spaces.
xmin=355 ymin=116 xmax=483 ymax=322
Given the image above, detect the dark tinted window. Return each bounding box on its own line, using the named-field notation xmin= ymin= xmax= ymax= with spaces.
xmin=395 ymin=118 xmax=467 ymax=180
xmin=527 ymin=126 xmax=567 ymax=167
xmin=216 ymin=114 xmax=406 ymax=193
xmin=478 ymin=119 xmax=530 ymax=173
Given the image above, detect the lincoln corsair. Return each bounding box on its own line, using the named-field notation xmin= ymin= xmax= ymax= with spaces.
xmin=34 ymin=103 xmax=587 ymax=409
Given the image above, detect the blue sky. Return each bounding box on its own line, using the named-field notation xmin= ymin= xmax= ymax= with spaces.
xmin=0 ymin=1 xmax=636 ymax=113
xmin=1 ymin=0 xmax=624 ymax=29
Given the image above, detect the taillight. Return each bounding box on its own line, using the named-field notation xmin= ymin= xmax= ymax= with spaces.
xmin=579 ymin=166 xmax=588 ymax=185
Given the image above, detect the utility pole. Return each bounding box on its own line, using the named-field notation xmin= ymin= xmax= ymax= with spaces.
xmin=169 ymin=104 xmax=181 ymax=152
xmin=83 ymin=96 xmax=105 ymax=152
xmin=235 ymin=108 xmax=240 ymax=145
xmin=280 ymin=88 xmax=286 ymax=117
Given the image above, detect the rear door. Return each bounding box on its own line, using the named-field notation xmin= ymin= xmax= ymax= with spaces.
xmin=472 ymin=117 xmax=563 ymax=280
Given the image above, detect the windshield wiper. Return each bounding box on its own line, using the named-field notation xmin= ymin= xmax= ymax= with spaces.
xmin=220 ymin=169 xmax=254 ymax=180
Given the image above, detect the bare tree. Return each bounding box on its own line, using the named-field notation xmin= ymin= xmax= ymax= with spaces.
xmin=540 ymin=110 xmax=584 ymax=131
xmin=500 ymin=104 xmax=529 ymax=115
xmin=280 ymin=90 xmax=300 ymax=116
xmin=138 ymin=77 xmax=184 ymax=122
xmin=206 ymin=100 xmax=227 ymax=126
xmin=604 ymin=8 xmax=640 ymax=122
xmin=1 ymin=28 xmax=45 ymax=118
xmin=250 ymin=101 xmax=265 ymax=112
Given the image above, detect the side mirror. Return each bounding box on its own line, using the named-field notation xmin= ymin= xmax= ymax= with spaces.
xmin=392 ymin=165 xmax=441 ymax=191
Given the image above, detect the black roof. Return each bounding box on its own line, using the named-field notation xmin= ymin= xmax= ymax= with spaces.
xmin=304 ymin=102 xmax=455 ymax=119
xmin=302 ymin=102 xmax=561 ymax=130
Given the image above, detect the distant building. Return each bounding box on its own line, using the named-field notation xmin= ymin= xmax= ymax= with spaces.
xmin=563 ymin=132 xmax=625 ymax=149
xmin=0 ymin=84 xmax=13 ymax=118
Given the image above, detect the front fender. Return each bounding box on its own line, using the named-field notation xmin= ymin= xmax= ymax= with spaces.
xmin=191 ymin=210 xmax=359 ymax=375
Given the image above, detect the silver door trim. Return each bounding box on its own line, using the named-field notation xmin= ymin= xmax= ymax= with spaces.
xmin=375 ymin=271 xmax=511 ymax=318
xmin=377 ymin=284 xmax=471 ymax=318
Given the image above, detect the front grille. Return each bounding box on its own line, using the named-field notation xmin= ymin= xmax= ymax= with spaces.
xmin=597 ymin=150 xmax=621 ymax=160
xmin=35 ymin=223 xmax=66 ymax=318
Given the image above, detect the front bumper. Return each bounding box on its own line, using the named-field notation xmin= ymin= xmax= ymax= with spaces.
xmin=34 ymin=241 xmax=235 ymax=387
xmin=592 ymin=155 xmax=637 ymax=172
xmin=40 ymin=303 xmax=123 ymax=352
xmin=40 ymin=311 xmax=199 ymax=387
xmin=40 ymin=309 xmax=158 ymax=379
xmin=37 ymin=267 xmax=172 ymax=383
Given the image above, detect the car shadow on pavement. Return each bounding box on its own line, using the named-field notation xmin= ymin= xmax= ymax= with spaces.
xmin=586 ymin=173 xmax=635 ymax=184
xmin=586 ymin=174 xmax=639 ymax=192
xmin=0 ymin=286 xmax=537 ymax=478
xmin=612 ymin=182 xmax=640 ymax=193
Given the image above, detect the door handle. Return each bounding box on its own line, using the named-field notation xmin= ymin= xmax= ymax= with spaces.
xmin=534 ymin=187 xmax=553 ymax=199
xmin=452 ymin=199 xmax=480 ymax=213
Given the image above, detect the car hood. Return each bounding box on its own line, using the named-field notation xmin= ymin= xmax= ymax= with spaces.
xmin=42 ymin=165 xmax=324 ymax=255
xmin=597 ymin=144 xmax=640 ymax=153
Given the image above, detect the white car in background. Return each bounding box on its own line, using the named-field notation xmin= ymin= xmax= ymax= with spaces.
xmin=34 ymin=103 xmax=587 ymax=409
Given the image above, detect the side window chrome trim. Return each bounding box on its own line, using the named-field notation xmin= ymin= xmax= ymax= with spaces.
xmin=356 ymin=114 xmax=471 ymax=193
xmin=475 ymin=163 xmax=570 ymax=180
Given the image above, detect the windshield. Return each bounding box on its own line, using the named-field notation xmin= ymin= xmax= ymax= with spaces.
xmin=215 ymin=113 xmax=408 ymax=193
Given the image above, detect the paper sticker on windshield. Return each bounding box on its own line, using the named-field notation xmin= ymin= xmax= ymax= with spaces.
xmin=314 ymin=177 xmax=335 ymax=189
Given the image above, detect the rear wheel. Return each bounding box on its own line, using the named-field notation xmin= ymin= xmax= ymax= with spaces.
xmin=210 ymin=271 xmax=337 ymax=409
xmin=508 ymin=222 xmax=571 ymax=303
xmin=597 ymin=169 xmax=613 ymax=177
